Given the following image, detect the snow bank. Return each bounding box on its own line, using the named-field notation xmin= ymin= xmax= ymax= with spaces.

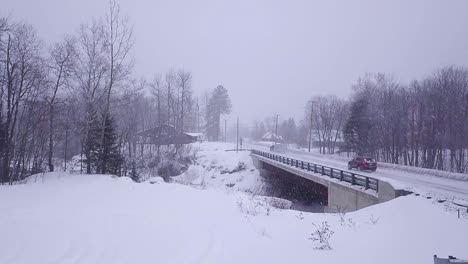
xmin=377 ymin=162 xmax=468 ymax=181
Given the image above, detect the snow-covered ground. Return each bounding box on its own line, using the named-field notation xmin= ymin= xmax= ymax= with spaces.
xmin=1 ymin=142 xmax=467 ymax=264
xmin=252 ymin=142 xmax=468 ymax=203
xmin=1 ymin=172 xmax=467 ymax=264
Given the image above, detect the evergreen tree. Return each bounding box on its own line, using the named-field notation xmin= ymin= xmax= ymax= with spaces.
xmin=279 ymin=117 xmax=298 ymax=143
xmin=206 ymin=85 xmax=232 ymax=141
xmin=83 ymin=107 xmax=101 ymax=174
xmin=98 ymin=114 xmax=123 ymax=175
xmin=287 ymin=118 xmax=298 ymax=143
xmin=343 ymin=98 xmax=372 ymax=155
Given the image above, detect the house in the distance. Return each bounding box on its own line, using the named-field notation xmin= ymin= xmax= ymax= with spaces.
xmin=185 ymin=133 xmax=206 ymax=142
xmin=136 ymin=125 xmax=197 ymax=146
xmin=261 ymin=131 xmax=283 ymax=143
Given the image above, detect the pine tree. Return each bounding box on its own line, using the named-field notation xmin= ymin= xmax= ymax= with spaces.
xmin=83 ymin=107 xmax=101 ymax=174
xmin=343 ymin=98 xmax=372 ymax=155
xmin=206 ymin=85 xmax=232 ymax=141
xmin=98 ymin=114 xmax=123 ymax=175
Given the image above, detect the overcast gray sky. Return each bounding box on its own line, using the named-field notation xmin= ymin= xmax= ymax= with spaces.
xmin=2 ymin=0 xmax=468 ymax=126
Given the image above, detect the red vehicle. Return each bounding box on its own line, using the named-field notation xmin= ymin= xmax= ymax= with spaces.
xmin=348 ymin=157 xmax=377 ymax=172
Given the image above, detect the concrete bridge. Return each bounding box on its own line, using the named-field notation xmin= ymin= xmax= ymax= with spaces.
xmin=251 ymin=149 xmax=407 ymax=212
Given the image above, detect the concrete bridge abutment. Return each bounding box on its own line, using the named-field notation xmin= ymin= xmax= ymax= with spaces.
xmin=252 ymin=154 xmax=401 ymax=213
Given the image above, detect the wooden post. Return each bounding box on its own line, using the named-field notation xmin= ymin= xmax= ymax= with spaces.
xmin=365 ymin=177 xmax=370 ymax=190
xmin=340 ymin=171 xmax=344 ymax=181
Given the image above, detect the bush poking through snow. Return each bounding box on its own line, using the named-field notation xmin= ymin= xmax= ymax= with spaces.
xmin=309 ymin=221 xmax=334 ymax=250
xmin=333 ymin=207 xmax=358 ymax=229
xmin=236 ymin=196 xmax=285 ymax=216
xmin=129 ymin=161 xmax=141 ymax=183
xmin=296 ymin=212 xmax=304 ymax=220
xmin=335 ymin=206 xmax=348 ymax=226
xmin=230 ymin=162 xmax=246 ymax=174
xmin=369 ymin=214 xmax=379 ymax=225
xmin=237 ymin=197 xmax=264 ymax=216
xmin=346 ymin=218 xmax=357 ymax=229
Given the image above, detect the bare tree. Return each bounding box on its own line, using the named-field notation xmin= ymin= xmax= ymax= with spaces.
xmin=306 ymin=95 xmax=348 ymax=154
xmin=98 ymin=0 xmax=134 ymax=174
xmin=165 ymin=70 xmax=175 ymax=126
xmin=0 ymin=21 xmax=46 ymax=182
xmin=342 ymin=69 xmax=468 ymax=173
xmin=150 ymin=74 xmax=163 ymax=126
xmin=46 ymin=37 xmax=75 ymax=172
xmin=177 ymin=70 xmax=192 ymax=132
xmin=73 ymin=21 xmax=108 ymax=174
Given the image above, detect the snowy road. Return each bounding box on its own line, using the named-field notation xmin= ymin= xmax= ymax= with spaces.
xmin=251 ymin=143 xmax=468 ymax=201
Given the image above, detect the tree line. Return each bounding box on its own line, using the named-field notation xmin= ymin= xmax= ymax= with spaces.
xmin=344 ymin=68 xmax=467 ymax=173
xmin=0 ymin=1 xmax=232 ymax=183
xmin=250 ymin=66 xmax=467 ymax=173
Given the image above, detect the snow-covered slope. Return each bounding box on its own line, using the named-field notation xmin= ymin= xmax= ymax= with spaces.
xmin=0 ymin=171 xmax=467 ymax=264
xmin=172 ymin=142 xmax=267 ymax=194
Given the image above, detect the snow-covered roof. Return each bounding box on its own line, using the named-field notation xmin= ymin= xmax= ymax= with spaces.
xmin=261 ymin=131 xmax=283 ymax=141
xmin=186 ymin=133 xmax=205 ymax=137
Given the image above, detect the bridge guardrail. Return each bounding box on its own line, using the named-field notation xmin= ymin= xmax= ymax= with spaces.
xmin=251 ymin=149 xmax=379 ymax=192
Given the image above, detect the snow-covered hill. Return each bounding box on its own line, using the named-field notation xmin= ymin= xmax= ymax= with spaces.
xmin=1 ymin=164 xmax=467 ymax=263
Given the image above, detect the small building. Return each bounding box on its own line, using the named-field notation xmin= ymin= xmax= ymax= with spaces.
xmin=185 ymin=133 xmax=206 ymax=142
xmin=136 ymin=125 xmax=197 ymax=145
xmin=261 ymin=131 xmax=283 ymax=143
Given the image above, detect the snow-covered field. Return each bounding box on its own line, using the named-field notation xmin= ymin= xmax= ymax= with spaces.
xmin=1 ymin=142 xmax=467 ymax=264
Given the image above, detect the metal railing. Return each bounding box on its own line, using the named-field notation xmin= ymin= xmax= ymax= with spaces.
xmin=251 ymin=149 xmax=379 ymax=192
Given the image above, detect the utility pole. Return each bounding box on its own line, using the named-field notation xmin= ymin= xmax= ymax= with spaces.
xmin=224 ymin=119 xmax=227 ymax=143
xmin=308 ymin=101 xmax=316 ymax=152
xmin=196 ymin=98 xmax=200 ymax=132
xmin=236 ymin=116 xmax=239 ymax=153
xmin=274 ymin=114 xmax=279 ymax=145
xmin=64 ymin=106 xmax=70 ymax=171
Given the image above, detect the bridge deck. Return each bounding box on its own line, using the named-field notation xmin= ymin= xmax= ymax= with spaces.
xmin=252 ymin=150 xmax=379 ymax=196
xmin=250 ymin=143 xmax=468 ymax=201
